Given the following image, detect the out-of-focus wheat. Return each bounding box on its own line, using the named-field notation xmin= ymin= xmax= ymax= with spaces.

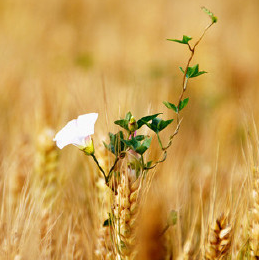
xmin=95 ymin=225 xmax=115 ymax=260
xmin=33 ymin=128 xmax=60 ymax=258
xmin=138 ymin=204 xmax=169 ymax=260
xmin=9 ymin=138 xmax=32 ymax=208
xmin=0 ymin=0 xmax=258 ymax=258
xmin=249 ymin=166 xmax=259 ymax=258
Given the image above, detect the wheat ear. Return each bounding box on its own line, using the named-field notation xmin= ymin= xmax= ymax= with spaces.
xmin=33 ymin=128 xmax=59 ymax=258
xmin=205 ymin=213 xmax=232 ymax=260
xmin=113 ymin=152 xmax=141 ymax=260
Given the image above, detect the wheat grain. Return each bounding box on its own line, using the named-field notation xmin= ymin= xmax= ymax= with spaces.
xmin=205 ymin=214 xmax=232 ymax=260
xmin=113 ymin=151 xmax=142 ymax=259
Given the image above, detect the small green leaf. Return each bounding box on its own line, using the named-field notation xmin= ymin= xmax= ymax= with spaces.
xmin=195 ymin=71 xmax=207 ymax=77
xmin=182 ymin=35 xmax=192 ymax=43
xmin=123 ymin=138 xmax=140 ymax=150
xmin=167 ymin=210 xmax=177 ymax=226
xmin=145 ymin=118 xmax=160 ymax=133
xmin=137 ymin=113 xmax=162 ymax=129
xmin=123 ymin=136 xmax=151 ymax=155
xmin=114 ymin=112 xmax=133 ymax=131
xmin=179 ymin=67 xmax=185 ymax=74
xmin=135 ymin=137 xmax=152 ymax=155
xmin=103 ymin=218 xmax=112 ymax=227
xmin=146 ymin=161 xmax=153 ymax=168
xmin=103 ymin=141 xmax=112 ymax=153
xmin=163 ymin=101 xmax=178 ymax=113
xmin=178 ymin=98 xmax=189 ymax=111
xmin=144 ymin=118 xmax=173 ymax=133
xmin=180 ymin=64 xmax=207 ymax=78
xmin=167 ymin=35 xmax=192 ymax=44
xmin=202 ymin=6 xmax=217 ymax=23
xmin=135 ymin=135 xmax=145 ymax=141
xmin=158 ymin=119 xmax=174 ymax=131
xmin=103 ymin=213 xmax=113 ymax=227
xmin=105 ymin=131 xmax=125 ymax=156
xmin=114 ymin=119 xmax=129 ymax=131
xmin=125 ymin=111 xmax=132 ymax=121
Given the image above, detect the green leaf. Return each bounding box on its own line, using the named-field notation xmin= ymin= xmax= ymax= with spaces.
xmin=144 ymin=118 xmax=173 ymax=133
xmin=179 ymin=67 xmax=184 ymax=74
xmin=125 ymin=111 xmax=132 ymax=121
xmin=114 ymin=119 xmax=129 ymax=131
xmin=135 ymin=137 xmax=152 ymax=155
xmin=183 ymin=35 xmax=192 ymax=43
xmin=167 ymin=210 xmax=177 ymax=226
xmin=163 ymin=101 xmax=178 ymax=113
xmin=135 ymin=135 xmax=145 ymax=141
xmin=103 ymin=218 xmax=112 ymax=227
xmin=201 ymin=6 xmax=217 ymax=23
xmin=158 ymin=119 xmax=174 ymax=131
xmin=144 ymin=118 xmax=160 ymax=133
xmin=114 ymin=112 xmax=133 ymax=131
xmin=137 ymin=113 xmax=162 ymax=129
xmin=122 ymin=136 xmax=151 ymax=155
xmin=195 ymin=71 xmax=207 ymax=77
xmin=103 ymin=213 xmax=113 ymax=227
xmin=167 ymin=35 xmax=192 ymax=44
xmin=180 ymin=64 xmax=207 ymax=78
xmin=105 ymin=131 xmax=125 ymax=156
xmin=178 ymin=98 xmax=189 ymax=111
xmin=123 ymin=138 xmax=140 ymax=150
xmin=103 ymin=142 xmax=113 ymax=154
xmin=145 ymin=161 xmax=153 ymax=168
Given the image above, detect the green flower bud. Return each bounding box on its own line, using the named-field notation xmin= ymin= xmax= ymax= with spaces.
xmin=82 ymin=136 xmax=95 ymax=155
xmin=128 ymin=116 xmax=138 ymax=132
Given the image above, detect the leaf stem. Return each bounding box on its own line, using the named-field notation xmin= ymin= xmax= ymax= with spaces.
xmin=157 ymin=133 xmax=164 ymax=150
xmin=107 ymin=156 xmax=119 ymax=182
xmin=141 ymin=154 xmax=145 ymax=169
xmin=91 ymin=154 xmax=108 ymax=183
xmin=160 ymin=224 xmax=170 ymax=236
xmin=176 ymin=21 xmax=215 ymax=127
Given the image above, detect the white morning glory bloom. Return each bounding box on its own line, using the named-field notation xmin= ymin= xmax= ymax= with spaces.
xmin=53 ymin=113 xmax=98 ymax=151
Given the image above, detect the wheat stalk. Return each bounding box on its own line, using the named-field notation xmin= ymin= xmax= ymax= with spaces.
xmin=205 ymin=213 xmax=232 ymax=260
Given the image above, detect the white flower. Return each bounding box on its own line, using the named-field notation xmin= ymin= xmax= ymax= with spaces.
xmin=53 ymin=113 xmax=98 ymax=150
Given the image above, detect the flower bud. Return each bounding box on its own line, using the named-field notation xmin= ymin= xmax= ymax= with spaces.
xmin=82 ymin=136 xmax=95 ymax=155
xmin=128 ymin=116 xmax=138 ymax=132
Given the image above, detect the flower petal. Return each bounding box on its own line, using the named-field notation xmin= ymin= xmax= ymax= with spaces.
xmin=53 ymin=113 xmax=98 ymax=149
xmin=54 ymin=119 xmax=81 ymax=149
xmin=76 ymin=113 xmax=98 ymax=136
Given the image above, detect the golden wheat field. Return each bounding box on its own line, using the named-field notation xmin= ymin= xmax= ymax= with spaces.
xmin=1 ymin=0 xmax=259 ymax=259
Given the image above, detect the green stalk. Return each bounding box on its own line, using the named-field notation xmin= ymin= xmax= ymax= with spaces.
xmin=91 ymin=154 xmax=108 ymax=183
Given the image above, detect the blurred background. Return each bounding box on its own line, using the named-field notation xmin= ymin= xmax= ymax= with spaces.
xmin=1 ymin=0 xmax=258 ymax=154
xmin=0 ymin=0 xmax=259 ymax=258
